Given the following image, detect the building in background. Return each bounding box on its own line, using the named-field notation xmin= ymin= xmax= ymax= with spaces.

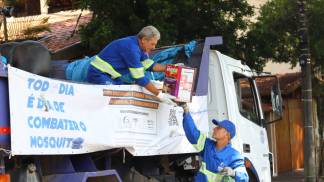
xmin=0 ymin=0 xmax=78 ymax=16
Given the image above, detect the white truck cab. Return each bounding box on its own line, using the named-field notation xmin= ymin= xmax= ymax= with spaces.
xmin=208 ymin=44 xmax=282 ymax=181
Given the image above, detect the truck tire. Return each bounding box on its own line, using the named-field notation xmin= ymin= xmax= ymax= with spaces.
xmin=12 ymin=40 xmax=51 ymax=76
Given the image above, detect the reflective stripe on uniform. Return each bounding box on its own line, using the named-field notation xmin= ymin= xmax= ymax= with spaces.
xmin=199 ymin=162 xmax=235 ymax=182
xmin=90 ymin=56 xmax=122 ymax=79
xmin=141 ymin=59 xmax=155 ymax=70
xmin=129 ymin=67 xmax=145 ymax=79
xmin=193 ymin=133 xmax=206 ymax=152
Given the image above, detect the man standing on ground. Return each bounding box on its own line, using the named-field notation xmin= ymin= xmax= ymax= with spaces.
xmin=87 ymin=25 xmax=175 ymax=105
xmin=180 ymin=103 xmax=249 ymax=182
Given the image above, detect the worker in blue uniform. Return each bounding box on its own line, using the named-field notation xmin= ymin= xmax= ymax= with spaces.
xmin=180 ymin=103 xmax=249 ymax=182
xmin=87 ymin=25 xmax=175 ymax=105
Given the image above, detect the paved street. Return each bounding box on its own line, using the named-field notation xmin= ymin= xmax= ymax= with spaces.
xmin=272 ymin=169 xmax=304 ymax=182
xmin=272 ymin=169 xmax=324 ymax=182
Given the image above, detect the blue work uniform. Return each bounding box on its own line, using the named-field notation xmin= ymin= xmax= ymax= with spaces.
xmin=87 ymin=36 xmax=156 ymax=85
xmin=183 ymin=112 xmax=249 ymax=182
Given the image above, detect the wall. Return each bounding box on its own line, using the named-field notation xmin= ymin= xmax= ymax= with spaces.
xmin=267 ymin=98 xmax=304 ymax=173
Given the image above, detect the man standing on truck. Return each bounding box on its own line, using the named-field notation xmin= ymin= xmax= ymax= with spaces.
xmin=180 ymin=103 xmax=249 ymax=182
xmin=87 ymin=25 xmax=175 ymax=105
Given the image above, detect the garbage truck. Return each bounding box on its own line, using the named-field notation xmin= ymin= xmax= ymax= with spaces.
xmin=0 ymin=37 xmax=282 ymax=181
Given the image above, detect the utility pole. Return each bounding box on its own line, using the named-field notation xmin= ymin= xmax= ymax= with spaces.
xmin=2 ymin=13 xmax=8 ymax=42
xmin=297 ymin=0 xmax=316 ymax=181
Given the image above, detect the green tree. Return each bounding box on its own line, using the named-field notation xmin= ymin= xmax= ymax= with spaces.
xmin=244 ymin=0 xmax=324 ymax=178
xmin=78 ymin=0 xmax=254 ymax=57
xmin=244 ymin=0 xmax=324 ymax=79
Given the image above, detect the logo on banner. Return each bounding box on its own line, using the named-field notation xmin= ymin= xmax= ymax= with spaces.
xmin=117 ymin=109 xmax=157 ymax=134
xmin=72 ymin=137 xmax=84 ymax=149
xmin=103 ymin=89 xmax=159 ymax=109
xmin=168 ymin=109 xmax=178 ymax=126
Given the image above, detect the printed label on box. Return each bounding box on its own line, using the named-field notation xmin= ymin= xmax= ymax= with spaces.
xmin=163 ymin=64 xmax=196 ymax=102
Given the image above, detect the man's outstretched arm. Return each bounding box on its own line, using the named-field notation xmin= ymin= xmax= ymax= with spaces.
xmin=182 ymin=104 xmax=206 ymax=152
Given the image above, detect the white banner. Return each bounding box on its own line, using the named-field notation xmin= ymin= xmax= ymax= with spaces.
xmin=8 ymin=66 xmax=209 ymax=155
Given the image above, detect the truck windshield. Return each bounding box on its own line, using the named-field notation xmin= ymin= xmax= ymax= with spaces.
xmin=234 ymin=73 xmax=261 ymax=126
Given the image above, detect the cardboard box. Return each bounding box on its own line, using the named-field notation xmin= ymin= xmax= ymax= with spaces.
xmin=163 ymin=64 xmax=196 ymax=102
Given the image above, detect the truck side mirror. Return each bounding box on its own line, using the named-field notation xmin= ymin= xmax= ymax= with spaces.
xmin=271 ymin=81 xmax=283 ymax=120
xmin=254 ymin=75 xmax=283 ymax=124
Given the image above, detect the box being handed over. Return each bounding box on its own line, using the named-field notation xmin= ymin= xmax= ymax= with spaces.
xmin=163 ymin=64 xmax=196 ymax=102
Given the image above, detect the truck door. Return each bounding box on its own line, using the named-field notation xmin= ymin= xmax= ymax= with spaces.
xmin=227 ymin=66 xmax=271 ymax=181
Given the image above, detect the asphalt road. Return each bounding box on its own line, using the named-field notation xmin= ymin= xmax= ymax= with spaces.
xmin=272 ymin=169 xmax=304 ymax=182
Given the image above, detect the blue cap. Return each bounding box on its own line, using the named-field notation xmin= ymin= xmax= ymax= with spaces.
xmin=212 ymin=119 xmax=236 ymax=139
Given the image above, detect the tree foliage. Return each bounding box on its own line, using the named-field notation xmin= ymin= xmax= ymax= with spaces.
xmin=244 ymin=0 xmax=324 ymax=70
xmin=246 ymin=1 xmax=324 ymax=177
xmin=78 ymin=0 xmax=254 ymax=57
xmin=242 ymin=0 xmax=299 ymax=70
xmin=244 ymin=0 xmax=324 ymax=96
